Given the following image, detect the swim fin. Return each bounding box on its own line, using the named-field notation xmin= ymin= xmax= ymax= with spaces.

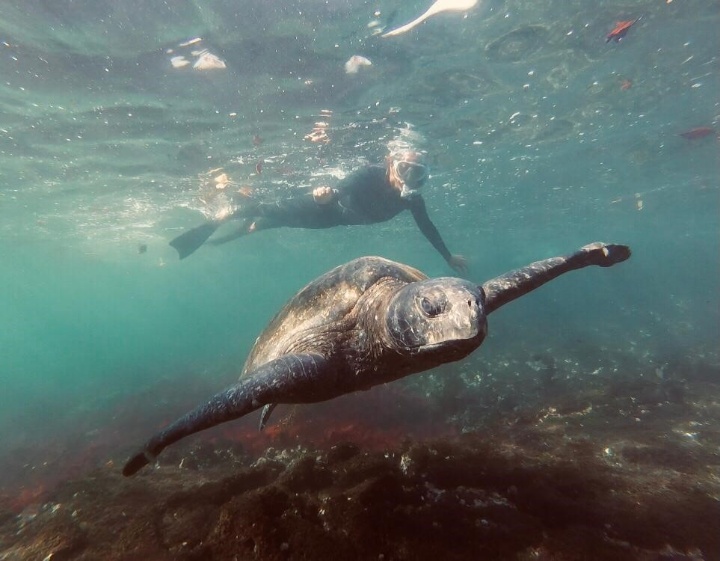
xmin=169 ymin=221 xmax=221 ymax=259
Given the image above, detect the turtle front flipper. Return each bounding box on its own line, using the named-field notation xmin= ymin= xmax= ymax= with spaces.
xmin=579 ymin=242 xmax=631 ymax=267
xmin=122 ymin=353 xmax=333 ymax=476
xmin=481 ymin=242 xmax=631 ymax=314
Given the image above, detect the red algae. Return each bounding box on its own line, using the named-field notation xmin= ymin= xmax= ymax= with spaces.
xmin=212 ymin=384 xmax=456 ymax=456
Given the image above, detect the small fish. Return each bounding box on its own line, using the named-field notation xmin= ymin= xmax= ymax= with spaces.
xmin=138 ymin=244 xmax=148 ymax=254
xmin=679 ymin=127 xmax=715 ymax=140
xmin=606 ymin=17 xmax=641 ymax=43
xmin=255 ymin=161 xmax=263 ymax=175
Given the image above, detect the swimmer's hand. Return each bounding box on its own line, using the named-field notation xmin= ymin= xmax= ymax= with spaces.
xmin=312 ymin=186 xmax=337 ymax=205
xmin=448 ymin=254 xmax=468 ymax=274
xmin=213 ymin=206 xmax=234 ymax=221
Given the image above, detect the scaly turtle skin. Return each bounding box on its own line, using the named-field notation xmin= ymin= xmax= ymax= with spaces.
xmin=123 ymin=242 xmax=630 ymax=476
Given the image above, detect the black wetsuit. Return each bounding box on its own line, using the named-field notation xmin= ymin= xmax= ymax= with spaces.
xmin=232 ymin=165 xmax=453 ymax=261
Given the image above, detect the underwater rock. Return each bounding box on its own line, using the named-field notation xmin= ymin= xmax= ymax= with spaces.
xmin=485 ymin=25 xmax=549 ymax=63
xmin=418 ymin=67 xmax=501 ymax=101
xmin=2 ymin=354 xmax=719 ymax=560
xmin=533 ymin=118 xmax=575 ymax=143
xmin=1 ymin=418 xmax=719 ymax=560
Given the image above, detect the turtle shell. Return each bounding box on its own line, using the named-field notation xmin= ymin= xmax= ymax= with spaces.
xmin=240 ymin=256 xmax=426 ymax=377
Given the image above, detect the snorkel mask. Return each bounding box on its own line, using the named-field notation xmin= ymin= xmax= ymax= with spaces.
xmin=392 ymin=154 xmax=429 ymax=199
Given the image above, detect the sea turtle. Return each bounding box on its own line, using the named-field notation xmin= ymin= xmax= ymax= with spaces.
xmin=123 ymin=241 xmax=630 ymax=476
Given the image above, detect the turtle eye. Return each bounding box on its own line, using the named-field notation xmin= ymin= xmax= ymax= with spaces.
xmin=420 ymin=296 xmax=445 ymax=317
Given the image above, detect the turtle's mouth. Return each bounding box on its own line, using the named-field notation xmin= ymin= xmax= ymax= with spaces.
xmin=422 ymin=319 xmax=483 ymax=347
xmin=412 ymin=321 xmax=487 ymax=352
xmin=389 ymin=320 xmax=483 ymax=352
xmin=416 ymin=335 xmax=475 ymax=350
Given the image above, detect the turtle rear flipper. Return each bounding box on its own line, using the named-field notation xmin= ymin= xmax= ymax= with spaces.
xmin=259 ymin=403 xmax=278 ymax=430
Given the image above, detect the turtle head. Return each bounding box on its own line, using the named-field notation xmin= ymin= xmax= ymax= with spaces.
xmin=386 ymin=278 xmax=488 ymax=362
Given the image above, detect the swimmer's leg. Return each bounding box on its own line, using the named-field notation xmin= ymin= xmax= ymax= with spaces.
xmin=208 ymin=216 xmax=278 ymax=246
xmin=207 ymin=219 xmax=253 ymax=246
xmin=169 ymin=203 xmax=256 ymax=259
xmin=170 ymin=221 xmax=223 ymax=259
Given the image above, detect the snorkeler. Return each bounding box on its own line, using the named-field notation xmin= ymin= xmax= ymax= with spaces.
xmin=169 ymin=150 xmax=467 ymax=273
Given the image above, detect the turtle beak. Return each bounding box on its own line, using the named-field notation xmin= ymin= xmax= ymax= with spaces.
xmin=421 ymin=295 xmax=485 ymax=347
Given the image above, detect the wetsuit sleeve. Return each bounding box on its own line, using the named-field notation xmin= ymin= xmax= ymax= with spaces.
xmin=408 ymin=197 xmax=453 ymax=262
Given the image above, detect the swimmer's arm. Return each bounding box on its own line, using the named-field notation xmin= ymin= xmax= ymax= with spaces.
xmin=409 ymin=198 xmax=467 ymax=273
xmin=408 ymin=198 xmax=452 ymax=260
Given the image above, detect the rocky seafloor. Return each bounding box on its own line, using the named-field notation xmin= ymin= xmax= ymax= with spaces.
xmin=1 ymin=351 xmax=719 ymax=561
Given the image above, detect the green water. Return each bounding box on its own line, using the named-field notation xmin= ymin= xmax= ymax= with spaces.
xmin=0 ymin=0 xmax=718 ymax=483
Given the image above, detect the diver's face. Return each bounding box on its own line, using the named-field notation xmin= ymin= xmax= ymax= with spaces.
xmin=392 ymin=159 xmax=428 ymax=189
